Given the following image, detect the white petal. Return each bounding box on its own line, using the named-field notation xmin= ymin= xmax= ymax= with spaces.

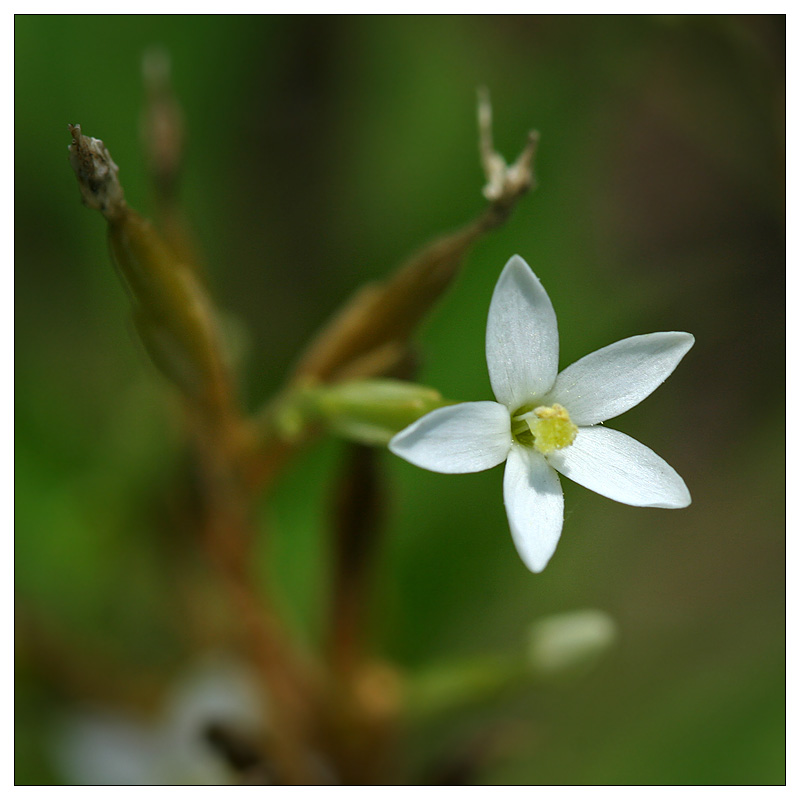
xmin=486 ymin=255 xmax=559 ymax=411
xmin=388 ymin=401 xmax=511 ymax=474
xmin=547 ymin=425 xmax=691 ymax=508
xmin=503 ymin=445 xmax=564 ymax=573
xmin=547 ymin=332 xmax=695 ymax=426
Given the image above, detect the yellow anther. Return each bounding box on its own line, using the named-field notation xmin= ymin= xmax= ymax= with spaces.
xmin=527 ymin=403 xmax=578 ymax=454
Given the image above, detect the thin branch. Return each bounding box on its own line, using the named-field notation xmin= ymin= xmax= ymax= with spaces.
xmin=68 ymin=124 xmax=324 ymax=784
xmin=247 ymin=92 xmax=539 ymax=497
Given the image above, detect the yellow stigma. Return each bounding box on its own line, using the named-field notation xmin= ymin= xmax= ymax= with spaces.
xmin=527 ymin=403 xmax=578 ymax=454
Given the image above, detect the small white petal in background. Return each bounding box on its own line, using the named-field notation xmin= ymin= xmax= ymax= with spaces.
xmin=528 ymin=609 xmax=618 ymax=677
xmin=52 ymin=654 xmax=266 ymax=786
xmin=53 ymin=710 xmax=159 ymax=786
xmin=160 ymin=655 xmax=266 ymax=784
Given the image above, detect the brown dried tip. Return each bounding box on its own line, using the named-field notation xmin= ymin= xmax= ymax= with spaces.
xmin=67 ymin=124 xmax=126 ymax=219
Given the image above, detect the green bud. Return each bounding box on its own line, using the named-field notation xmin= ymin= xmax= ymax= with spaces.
xmin=308 ymin=379 xmax=450 ymax=445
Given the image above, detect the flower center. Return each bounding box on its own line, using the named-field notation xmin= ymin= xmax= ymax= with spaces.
xmin=511 ymin=403 xmax=578 ymax=454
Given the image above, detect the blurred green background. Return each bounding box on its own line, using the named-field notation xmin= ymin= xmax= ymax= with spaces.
xmin=15 ymin=15 xmax=784 ymax=785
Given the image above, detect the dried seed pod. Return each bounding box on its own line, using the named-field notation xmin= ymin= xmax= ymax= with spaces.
xmin=69 ymin=125 xmax=232 ymax=418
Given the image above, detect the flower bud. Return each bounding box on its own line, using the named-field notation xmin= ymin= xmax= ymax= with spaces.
xmin=527 ymin=609 xmax=617 ymax=678
xmin=308 ymin=379 xmax=449 ymax=445
xmin=110 ymin=211 xmax=231 ymax=415
xmin=68 ymin=126 xmax=231 ymax=417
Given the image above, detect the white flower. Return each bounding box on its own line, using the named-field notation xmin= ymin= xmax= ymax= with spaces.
xmin=52 ymin=654 xmax=266 ymax=785
xmin=389 ymin=255 xmax=693 ymax=573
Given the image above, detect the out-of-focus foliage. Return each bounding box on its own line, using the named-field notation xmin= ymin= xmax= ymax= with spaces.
xmin=16 ymin=15 xmax=784 ymax=784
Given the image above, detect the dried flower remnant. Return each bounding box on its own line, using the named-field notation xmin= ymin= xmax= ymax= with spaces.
xmin=68 ymin=124 xmax=126 ymax=219
xmin=478 ymin=86 xmax=540 ymax=208
xmin=288 ymin=89 xmax=540 ymax=387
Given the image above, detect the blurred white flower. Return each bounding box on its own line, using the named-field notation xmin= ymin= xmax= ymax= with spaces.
xmin=390 ymin=255 xmax=693 ymax=572
xmin=52 ymin=654 xmax=266 ymax=785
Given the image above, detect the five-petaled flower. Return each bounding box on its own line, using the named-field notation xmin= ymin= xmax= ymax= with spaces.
xmin=389 ymin=255 xmax=693 ymax=573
